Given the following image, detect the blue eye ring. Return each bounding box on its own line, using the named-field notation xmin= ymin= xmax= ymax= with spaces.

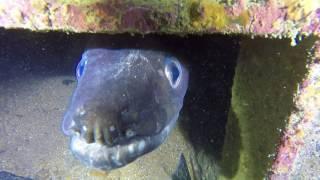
xmin=164 ymin=57 xmax=182 ymax=89
xmin=76 ymin=58 xmax=88 ymax=79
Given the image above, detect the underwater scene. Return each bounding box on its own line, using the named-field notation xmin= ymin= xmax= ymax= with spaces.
xmin=0 ymin=29 xmax=319 ymax=180
xmin=0 ymin=29 xmax=238 ymax=179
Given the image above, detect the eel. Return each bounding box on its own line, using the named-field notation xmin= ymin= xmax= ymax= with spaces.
xmin=62 ymin=49 xmax=189 ymax=170
xmin=0 ymin=171 xmax=32 ymax=180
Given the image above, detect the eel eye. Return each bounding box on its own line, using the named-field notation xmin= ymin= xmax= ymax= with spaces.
xmin=76 ymin=59 xmax=87 ymax=79
xmin=164 ymin=58 xmax=182 ymax=88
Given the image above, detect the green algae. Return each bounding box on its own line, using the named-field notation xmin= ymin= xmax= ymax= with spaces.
xmin=125 ymin=0 xmax=195 ymax=32
xmin=219 ymin=37 xmax=316 ymax=179
xmin=57 ymin=0 xmax=104 ymax=6
xmin=53 ymin=0 xmax=235 ymax=33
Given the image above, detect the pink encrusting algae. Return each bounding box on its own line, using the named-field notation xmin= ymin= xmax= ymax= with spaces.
xmin=0 ymin=0 xmax=319 ymax=38
xmin=270 ymin=40 xmax=320 ymax=178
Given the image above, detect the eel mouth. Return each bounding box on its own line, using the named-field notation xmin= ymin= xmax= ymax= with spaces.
xmin=68 ymin=114 xmax=178 ymax=170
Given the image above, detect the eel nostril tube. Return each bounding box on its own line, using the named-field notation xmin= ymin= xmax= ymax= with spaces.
xmin=81 ymin=125 xmax=94 ymax=143
xmin=103 ymin=128 xmax=114 ymax=146
xmin=62 ymin=113 xmax=77 ymax=136
xmin=102 ymin=125 xmax=121 ymax=147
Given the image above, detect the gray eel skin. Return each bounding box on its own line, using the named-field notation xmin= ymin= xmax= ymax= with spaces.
xmin=62 ymin=49 xmax=189 ymax=170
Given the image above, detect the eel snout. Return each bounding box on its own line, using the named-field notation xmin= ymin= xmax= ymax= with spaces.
xmin=62 ymin=49 xmax=189 ymax=170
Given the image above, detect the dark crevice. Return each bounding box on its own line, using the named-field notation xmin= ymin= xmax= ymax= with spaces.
xmin=0 ymin=28 xmax=240 ymax=178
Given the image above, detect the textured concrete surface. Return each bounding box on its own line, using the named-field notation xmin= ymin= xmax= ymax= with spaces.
xmin=270 ymin=40 xmax=320 ymax=179
xmin=219 ymin=37 xmax=317 ymax=179
xmin=0 ymin=0 xmax=319 ymax=40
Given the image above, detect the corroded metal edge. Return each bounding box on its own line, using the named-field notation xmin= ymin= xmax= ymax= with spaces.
xmin=0 ymin=0 xmax=319 ymax=39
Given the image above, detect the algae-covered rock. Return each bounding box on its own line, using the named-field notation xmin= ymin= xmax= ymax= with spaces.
xmin=219 ymin=37 xmax=316 ymax=179
xmin=0 ymin=0 xmax=319 ymax=38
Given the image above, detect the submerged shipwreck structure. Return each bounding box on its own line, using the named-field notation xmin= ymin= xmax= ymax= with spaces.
xmin=0 ymin=0 xmax=320 ymax=179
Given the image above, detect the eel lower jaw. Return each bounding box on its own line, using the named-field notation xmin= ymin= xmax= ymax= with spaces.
xmin=68 ymin=114 xmax=178 ymax=170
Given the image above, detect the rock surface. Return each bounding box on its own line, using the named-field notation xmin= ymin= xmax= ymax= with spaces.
xmin=0 ymin=0 xmax=319 ymax=39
